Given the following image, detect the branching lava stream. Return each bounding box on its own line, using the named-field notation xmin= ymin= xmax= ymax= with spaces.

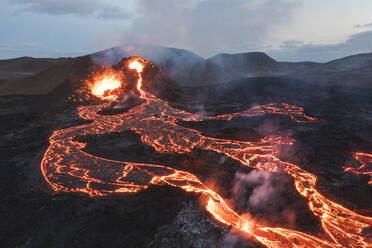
xmin=343 ymin=152 xmax=372 ymax=185
xmin=41 ymin=57 xmax=372 ymax=248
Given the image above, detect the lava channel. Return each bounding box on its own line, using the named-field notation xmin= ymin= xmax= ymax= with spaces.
xmin=41 ymin=57 xmax=372 ymax=248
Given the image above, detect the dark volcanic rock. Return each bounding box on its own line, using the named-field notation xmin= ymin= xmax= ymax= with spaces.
xmin=1 ymin=50 xmax=372 ymax=248
xmin=0 ymin=104 xmax=226 ymax=248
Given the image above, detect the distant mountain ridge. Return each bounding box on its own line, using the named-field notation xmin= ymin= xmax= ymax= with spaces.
xmin=208 ymin=52 xmax=280 ymax=77
xmin=209 ymin=51 xmax=372 ymax=88
xmin=0 ymin=45 xmax=371 ymax=95
xmin=209 ymin=51 xmax=372 ymax=73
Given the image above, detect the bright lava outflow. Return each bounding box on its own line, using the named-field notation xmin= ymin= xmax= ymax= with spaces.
xmin=41 ymin=58 xmax=372 ymax=248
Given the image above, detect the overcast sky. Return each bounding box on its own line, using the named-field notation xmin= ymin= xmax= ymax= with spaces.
xmin=1 ymin=0 xmax=372 ymax=62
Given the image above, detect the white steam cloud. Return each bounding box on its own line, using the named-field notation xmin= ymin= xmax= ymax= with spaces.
xmin=121 ymin=0 xmax=302 ymax=57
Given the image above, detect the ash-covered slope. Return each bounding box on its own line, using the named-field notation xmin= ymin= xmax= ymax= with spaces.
xmin=0 ymin=56 xmax=89 ymax=95
xmin=0 ymin=56 xmax=71 ymax=80
xmin=286 ymin=52 xmax=372 ymax=88
xmin=323 ymin=52 xmax=372 ymax=71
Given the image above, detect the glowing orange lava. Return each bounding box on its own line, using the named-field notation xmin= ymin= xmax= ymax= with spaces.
xmin=128 ymin=58 xmax=145 ymax=96
xmin=128 ymin=59 xmax=144 ymax=73
xmin=41 ymin=58 xmax=372 ymax=248
xmin=344 ymin=152 xmax=372 ymax=184
xmin=89 ymin=70 xmax=122 ymax=100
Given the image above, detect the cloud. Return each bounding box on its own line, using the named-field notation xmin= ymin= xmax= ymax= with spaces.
xmin=268 ymin=30 xmax=372 ymax=62
xmin=355 ymin=22 xmax=372 ymax=28
xmin=10 ymin=0 xmax=130 ymax=19
xmin=119 ymin=0 xmax=302 ymax=57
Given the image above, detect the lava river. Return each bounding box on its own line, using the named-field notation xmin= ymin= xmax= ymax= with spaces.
xmin=41 ymin=57 xmax=372 ymax=248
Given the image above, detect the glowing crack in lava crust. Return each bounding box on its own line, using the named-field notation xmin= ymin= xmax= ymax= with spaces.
xmin=41 ymin=57 xmax=372 ymax=248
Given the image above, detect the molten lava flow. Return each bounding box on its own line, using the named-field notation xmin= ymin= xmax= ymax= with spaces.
xmin=343 ymin=152 xmax=372 ymax=184
xmin=128 ymin=59 xmax=144 ymax=73
xmin=128 ymin=58 xmax=145 ymax=96
xmin=41 ymin=58 xmax=372 ymax=248
xmin=88 ymin=69 xmax=122 ymax=101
